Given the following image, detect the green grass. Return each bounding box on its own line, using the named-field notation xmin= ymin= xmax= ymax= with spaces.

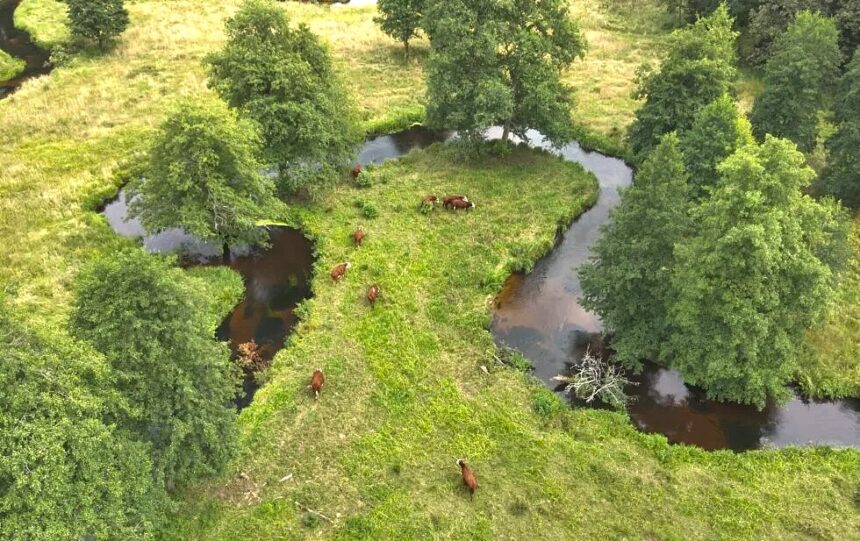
xmin=1 ymin=1 xmax=858 ymax=539
xmin=15 ymin=0 xmax=70 ymax=49
xmin=801 ymin=218 xmax=860 ymax=398
xmin=0 ymin=49 xmax=25 ymax=82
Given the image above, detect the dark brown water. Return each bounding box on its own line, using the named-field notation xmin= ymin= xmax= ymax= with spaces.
xmin=101 ymin=128 xmax=448 ymax=406
xmin=490 ymin=128 xmax=860 ymax=451
xmin=0 ymin=0 xmax=51 ymax=99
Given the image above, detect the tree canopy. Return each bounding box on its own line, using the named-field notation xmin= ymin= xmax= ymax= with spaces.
xmin=205 ymin=0 xmax=360 ymax=196
xmin=375 ymin=0 xmax=425 ymax=54
xmin=628 ymin=4 xmax=737 ymax=161
xmin=423 ymin=0 xmax=587 ymax=145
xmin=823 ymin=48 xmax=860 ymax=208
xmin=580 ymin=134 xmax=692 ymax=368
xmin=750 ymin=11 xmax=841 ymax=153
xmin=679 ymin=93 xmax=754 ymax=199
xmin=128 ymin=96 xmax=280 ymax=259
xmin=668 ymin=137 xmax=848 ymax=407
xmin=66 ymin=0 xmax=129 ymax=50
xmin=70 ymin=250 xmax=239 ymax=486
xmin=0 ymin=301 xmax=167 ymax=540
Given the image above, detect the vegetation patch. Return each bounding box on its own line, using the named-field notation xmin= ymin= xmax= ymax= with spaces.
xmin=0 ymin=49 xmax=25 ymax=82
xmin=15 ymin=0 xmax=70 ymax=49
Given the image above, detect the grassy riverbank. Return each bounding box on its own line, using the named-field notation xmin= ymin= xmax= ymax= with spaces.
xmin=1 ymin=1 xmax=858 ymax=539
xmin=14 ymin=0 xmax=69 ymax=49
xmin=0 ymin=49 xmax=24 ymax=81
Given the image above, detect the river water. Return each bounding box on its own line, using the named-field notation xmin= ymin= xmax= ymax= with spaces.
xmin=0 ymin=0 xmax=50 ymax=99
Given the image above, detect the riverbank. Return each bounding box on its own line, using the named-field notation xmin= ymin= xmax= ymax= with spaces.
xmin=1 ymin=1 xmax=857 ymax=539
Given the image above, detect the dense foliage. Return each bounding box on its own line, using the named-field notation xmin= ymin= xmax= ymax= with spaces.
xmin=423 ymin=0 xmax=586 ymax=145
xmin=668 ymin=137 xmax=848 ymax=407
xmin=679 ymin=93 xmax=754 ymax=198
xmin=746 ymin=0 xmax=860 ymax=64
xmin=374 ymin=0 xmax=425 ymax=54
xmin=580 ymin=134 xmax=692 ymax=368
xmin=628 ymin=5 xmax=737 ymax=161
xmin=823 ymin=48 xmax=860 ymax=208
xmin=128 ymin=97 xmax=280 ymax=259
xmin=206 ymin=0 xmax=360 ymax=196
xmin=70 ymin=251 xmax=239 ymax=486
xmin=0 ymin=301 xmax=167 ymax=540
xmin=65 ymin=0 xmax=129 ymax=49
xmin=750 ymin=11 xmax=841 ymax=153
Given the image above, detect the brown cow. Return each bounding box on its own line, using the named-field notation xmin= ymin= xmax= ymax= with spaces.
xmin=457 ymin=459 xmax=478 ymax=499
xmin=311 ymin=369 xmax=325 ymax=400
xmin=422 ymin=195 xmax=439 ymax=206
xmin=352 ymin=163 xmax=363 ymax=178
xmin=367 ymin=284 xmax=380 ymax=306
xmin=330 ymin=262 xmax=351 ymax=281
xmin=442 ymin=195 xmax=467 ymax=209
xmin=354 ymin=227 xmax=366 ymax=248
xmin=449 ymin=198 xmax=475 ymax=211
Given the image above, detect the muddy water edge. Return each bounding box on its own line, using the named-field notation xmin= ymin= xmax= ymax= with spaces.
xmin=101 ymin=126 xmax=450 ymax=407
xmin=490 ymin=129 xmax=860 ymax=452
xmin=0 ymin=0 xmax=51 ymax=99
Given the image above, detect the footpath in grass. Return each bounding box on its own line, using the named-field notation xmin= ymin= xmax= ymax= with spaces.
xmin=165 ymin=146 xmax=859 ymax=540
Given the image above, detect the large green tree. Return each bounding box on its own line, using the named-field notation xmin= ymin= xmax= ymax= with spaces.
xmin=0 ymin=301 xmax=167 ymax=540
xmin=423 ymin=0 xmax=587 ymax=145
xmin=375 ymin=0 xmax=425 ymax=55
xmin=66 ymin=0 xmax=129 ymax=50
xmin=668 ymin=136 xmax=848 ymax=407
xmin=206 ymin=0 xmax=360 ymax=196
xmin=750 ymin=11 xmax=841 ymax=153
xmin=579 ymin=134 xmax=692 ymax=369
xmin=823 ymin=48 xmax=860 ymax=208
xmin=679 ymin=93 xmax=754 ymax=198
xmin=628 ymin=4 xmax=737 ymax=161
xmin=70 ymin=250 xmax=239 ymax=486
xmin=128 ymin=97 xmax=279 ymax=261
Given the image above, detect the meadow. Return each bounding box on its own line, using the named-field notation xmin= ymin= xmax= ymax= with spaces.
xmin=1 ymin=0 xmax=858 ymax=538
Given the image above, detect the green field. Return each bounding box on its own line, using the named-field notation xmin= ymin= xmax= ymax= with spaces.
xmin=2 ymin=1 xmax=859 ymax=539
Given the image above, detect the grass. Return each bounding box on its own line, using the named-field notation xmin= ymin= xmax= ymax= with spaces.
xmin=1 ymin=0 xmax=857 ymax=539
xmin=15 ymin=0 xmax=70 ymax=49
xmin=0 ymin=49 xmax=25 ymax=82
xmin=801 ymin=218 xmax=860 ymax=398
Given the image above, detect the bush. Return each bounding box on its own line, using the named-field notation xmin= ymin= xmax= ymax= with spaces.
xmin=66 ymin=0 xmax=129 ymax=50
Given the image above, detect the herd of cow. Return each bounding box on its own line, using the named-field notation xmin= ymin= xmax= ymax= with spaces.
xmin=308 ymin=166 xmax=479 ymax=498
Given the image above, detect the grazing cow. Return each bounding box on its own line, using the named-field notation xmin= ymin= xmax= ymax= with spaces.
xmin=311 ymin=369 xmax=325 ymax=400
xmin=422 ymin=195 xmax=439 ymax=206
xmin=354 ymin=227 xmax=366 ymax=248
xmin=352 ymin=163 xmax=363 ymax=178
xmin=367 ymin=284 xmax=380 ymax=306
xmin=442 ymin=195 xmax=467 ymax=209
xmin=457 ymin=459 xmax=478 ymax=499
xmin=330 ymin=262 xmax=351 ymax=281
xmin=449 ymin=198 xmax=475 ymax=211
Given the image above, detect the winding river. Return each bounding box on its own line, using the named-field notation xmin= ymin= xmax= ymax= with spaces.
xmin=102 ymin=125 xmax=860 ymax=449
xmin=0 ymin=0 xmax=50 ymax=99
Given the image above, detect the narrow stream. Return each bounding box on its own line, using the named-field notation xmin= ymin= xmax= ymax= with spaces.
xmin=490 ymin=128 xmax=860 ymax=452
xmin=101 ymin=126 xmax=447 ymax=406
xmin=0 ymin=0 xmax=51 ymax=99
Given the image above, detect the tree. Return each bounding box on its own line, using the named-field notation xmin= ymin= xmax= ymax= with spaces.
xmin=66 ymin=0 xmax=129 ymax=50
xmin=667 ymin=136 xmax=849 ymax=407
xmin=750 ymin=11 xmax=841 ymax=153
xmin=823 ymin=48 xmax=860 ymax=208
xmin=0 ymin=301 xmax=167 ymax=540
xmin=423 ymin=0 xmax=587 ymax=145
xmin=747 ymin=0 xmax=859 ymax=65
xmin=579 ymin=134 xmax=692 ymax=369
xmin=70 ymin=250 xmax=239 ymax=486
xmin=679 ymin=93 xmax=754 ymax=198
xmin=374 ymin=0 xmax=425 ymax=55
xmin=128 ymin=97 xmax=280 ymax=261
xmin=628 ymin=4 xmax=737 ymax=161
xmin=206 ymin=0 xmax=360 ymax=196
